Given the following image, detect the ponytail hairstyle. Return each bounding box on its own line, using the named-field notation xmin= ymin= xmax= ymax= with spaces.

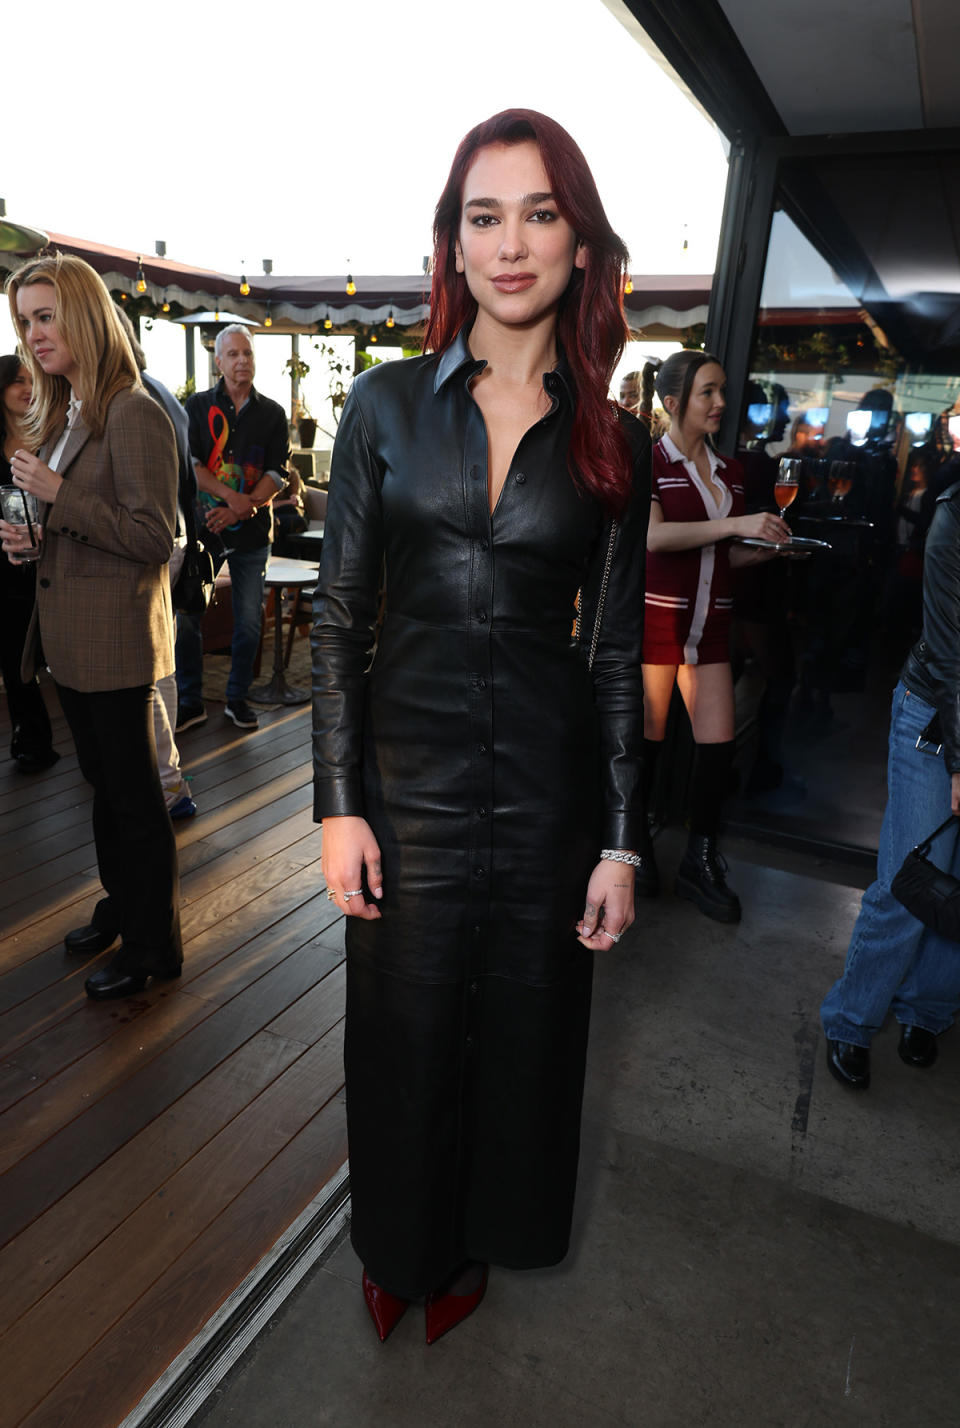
xmin=654 ymin=348 xmax=724 ymax=430
xmin=424 ymin=109 xmax=633 ymax=515
xmin=6 ymin=252 xmax=140 ymax=450
xmin=640 ymin=358 xmax=660 ymax=426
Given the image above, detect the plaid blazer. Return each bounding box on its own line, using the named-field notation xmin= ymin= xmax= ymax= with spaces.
xmin=21 ymin=386 xmax=178 ymax=692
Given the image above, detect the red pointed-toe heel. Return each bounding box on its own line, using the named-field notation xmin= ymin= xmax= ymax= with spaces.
xmin=424 ymin=1263 xmax=488 ymax=1345
xmin=362 ymin=1269 xmax=409 ymax=1342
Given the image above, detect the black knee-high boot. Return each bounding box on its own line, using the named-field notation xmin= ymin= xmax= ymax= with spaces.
xmin=635 ymin=737 xmax=663 ymax=897
xmin=675 ymin=741 xmax=741 ymax=923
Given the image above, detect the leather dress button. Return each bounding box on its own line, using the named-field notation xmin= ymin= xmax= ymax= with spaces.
xmin=474 ymin=866 xmax=486 ymax=879
xmin=477 ymin=806 xmax=487 ymax=818
xmin=515 ymin=472 xmax=526 ymax=484
xmin=39 ymin=577 xmax=50 ymax=588
xmin=477 ymin=743 xmax=487 ymax=755
xmin=475 ymin=677 xmax=487 ymax=690
xmin=470 ymin=980 xmax=479 ymax=995
xmin=479 ymin=538 xmax=489 ymax=550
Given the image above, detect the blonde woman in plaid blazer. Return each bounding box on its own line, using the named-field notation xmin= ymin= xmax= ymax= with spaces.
xmin=1 ymin=254 xmax=182 ymax=1000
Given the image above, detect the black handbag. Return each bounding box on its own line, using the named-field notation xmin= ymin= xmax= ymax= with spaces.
xmin=891 ymin=813 xmax=960 ymax=940
xmin=171 ymin=539 xmax=216 ymax=616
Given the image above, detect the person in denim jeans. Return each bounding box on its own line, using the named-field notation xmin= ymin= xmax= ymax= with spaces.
xmin=176 ymin=326 xmax=289 ymax=734
xmin=821 ymin=482 xmax=960 ymax=1088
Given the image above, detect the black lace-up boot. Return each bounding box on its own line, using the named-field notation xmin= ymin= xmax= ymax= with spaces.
xmin=675 ymin=741 xmax=741 ymax=922
xmin=675 ymin=833 xmax=742 ymax=923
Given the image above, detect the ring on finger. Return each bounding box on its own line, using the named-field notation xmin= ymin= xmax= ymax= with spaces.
xmin=325 ymin=889 xmax=337 ymax=902
xmin=343 ymin=888 xmax=363 ymax=901
xmin=600 ymin=928 xmax=622 ymax=943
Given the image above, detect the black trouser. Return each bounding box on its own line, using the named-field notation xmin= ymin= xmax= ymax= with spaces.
xmin=56 ymin=682 xmax=182 ymax=967
xmin=0 ymin=588 xmax=53 ymax=759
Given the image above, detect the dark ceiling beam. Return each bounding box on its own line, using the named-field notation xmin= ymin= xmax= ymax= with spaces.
xmin=615 ymin=0 xmax=786 ymax=140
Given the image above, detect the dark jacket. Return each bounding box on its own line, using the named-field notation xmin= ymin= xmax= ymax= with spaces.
xmin=902 ymin=482 xmax=960 ymax=771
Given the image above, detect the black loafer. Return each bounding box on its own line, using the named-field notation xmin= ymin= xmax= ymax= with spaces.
xmin=898 ymin=1024 xmax=938 ymax=1069
xmin=826 ymin=1038 xmax=870 ymax=1089
xmin=64 ymin=924 xmax=118 ymax=957
xmin=84 ymin=955 xmax=182 ymax=1001
xmin=14 ymin=748 xmax=60 ymax=773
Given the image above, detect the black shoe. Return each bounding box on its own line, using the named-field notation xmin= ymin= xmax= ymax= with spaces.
xmin=13 ymin=748 xmax=60 ymax=774
xmin=898 ymin=1024 xmax=938 ymax=1069
xmin=175 ymin=703 xmax=207 ymax=733
xmin=675 ymin=834 xmax=741 ymax=923
xmin=225 ymin=700 xmax=259 ymax=730
xmin=826 ymin=1038 xmax=870 ymax=1089
xmin=84 ymin=952 xmax=182 ymax=1001
xmin=64 ymin=923 xmax=119 ymax=957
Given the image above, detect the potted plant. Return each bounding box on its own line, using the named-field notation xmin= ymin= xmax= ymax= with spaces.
xmin=294 ymin=395 xmax=317 ymax=449
xmin=284 ymin=355 xmax=317 ymax=448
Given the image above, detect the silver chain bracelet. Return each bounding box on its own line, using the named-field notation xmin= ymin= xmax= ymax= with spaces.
xmin=600 ymin=849 xmax=643 ymax=867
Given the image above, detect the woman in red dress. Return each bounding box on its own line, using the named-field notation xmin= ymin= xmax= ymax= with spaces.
xmin=637 ymin=349 xmax=789 ymax=921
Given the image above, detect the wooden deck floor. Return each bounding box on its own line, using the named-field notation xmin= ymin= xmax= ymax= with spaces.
xmin=0 ymin=674 xmax=347 ymax=1428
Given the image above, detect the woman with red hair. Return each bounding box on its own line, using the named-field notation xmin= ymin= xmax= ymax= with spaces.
xmin=312 ymin=110 xmax=649 ymax=1343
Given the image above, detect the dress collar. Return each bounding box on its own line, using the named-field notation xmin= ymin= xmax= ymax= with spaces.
xmin=660 ymin=431 xmax=726 ymax=471
xmin=433 ymin=326 xmax=574 ymax=407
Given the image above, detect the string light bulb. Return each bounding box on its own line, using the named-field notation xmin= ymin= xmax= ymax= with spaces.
xmin=624 ymin=276 xmax=633 ymax=295
xmin=370 ymin=332 xmax=378 ymax=343
xmin=135 ymin=258 xmax=146 ymax=294
xmin=346 ymin=273 xmax=356 ymax=297
xmin=386 ymin=310 xmax=395 ymax=329
xmin=264 ymin=301 xmax=272 ymax=328
xmin=324 ymin=316 xmax=333 ymax=330
xmin=240 ymin=271 xmax=251 ymax=296
xmin=161 ymin=291 xmax=170 ymax=313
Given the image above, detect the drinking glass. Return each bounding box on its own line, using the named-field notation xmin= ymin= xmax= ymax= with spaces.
xmin=0 ymin=486 xmax=41 ymax=562
xmin=774 ymin=458 xmax=800 ymax=519
xmin=828 ymin=461 xmax=854 ymax=501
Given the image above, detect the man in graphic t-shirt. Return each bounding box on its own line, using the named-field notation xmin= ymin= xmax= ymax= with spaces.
xmin=176 ymin=325 xmax=289 ymax=733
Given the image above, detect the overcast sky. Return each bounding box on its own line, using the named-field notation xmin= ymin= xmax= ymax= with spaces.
xmin=1 ymin=0 xmax=729 ymax=412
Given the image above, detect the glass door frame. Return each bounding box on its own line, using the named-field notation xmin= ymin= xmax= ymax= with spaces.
xmin=707 ymin=125 xmax=960 ymax=458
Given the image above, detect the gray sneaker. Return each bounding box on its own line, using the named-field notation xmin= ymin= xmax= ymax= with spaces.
xmin=225 ymin=700 xmax=259 ymax=730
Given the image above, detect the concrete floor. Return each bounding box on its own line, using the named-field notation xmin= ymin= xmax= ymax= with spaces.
xmin=194 ymin=830 xmax=960 ymax=1428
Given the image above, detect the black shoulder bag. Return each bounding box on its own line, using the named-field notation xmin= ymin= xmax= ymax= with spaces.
xmin=891 ymin=813 xmax=960 ymax=941
xmin=172 ymin=538 xmax=217 ymax=616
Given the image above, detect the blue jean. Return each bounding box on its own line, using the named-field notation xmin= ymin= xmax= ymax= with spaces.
xmin=821 ymin=681 xmax=960 ymax=1045
xmin=175 ymin=543 xmax=267 ymax=705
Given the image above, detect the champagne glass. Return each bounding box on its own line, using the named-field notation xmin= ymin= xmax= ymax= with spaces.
xmin=774 ymin=458 xmax=800 ymax=519
xmin=828 ymin=460 xmax=854 ymax=501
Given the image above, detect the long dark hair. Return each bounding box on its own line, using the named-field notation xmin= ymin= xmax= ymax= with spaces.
xmin=0 ymin=352 xmax=26 ymax=443
xmin=423 ymin=109 xmax=632 ymax=515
